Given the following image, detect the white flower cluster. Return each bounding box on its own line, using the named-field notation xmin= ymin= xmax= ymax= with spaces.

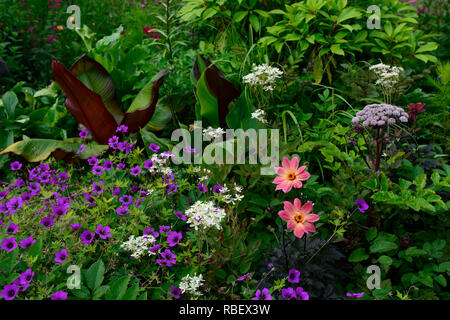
xmin=352 ymin=104 xmax=409 ymax=128
xmin=251 ymin=109 xmax=268 ymax=124
xmin=369 ymin=63 xmax=404 ymax=89
xmin=120 ymin=235 xmax=156 ymax=259
xmin=185 ymin=200 xmax=226 ymax=230
xmin=179 ymin=273 xmax=204 ymax=296
xmin=147 ymin=152 xmax=173 ymax=176
xmin=243 ymin=64 xmax=283 ymax=91
xmin=216 ymin=183 xmax=244 ymax=205
xmin=194 ymin=167 xmax=212 ymax=183
xmin=203 ymin=127 xmax=225 ymax=141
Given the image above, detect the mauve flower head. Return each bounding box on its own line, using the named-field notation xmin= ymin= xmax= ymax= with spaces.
xmin=10 ymin=161 xmax=22 ymax=171
xmin=1 ymin=284 xmax=19 ymax=300
xmin=95 ymin=224 xmax=112 ymax=239
xmin=148 ymin=143 xmax=160 ymax=153
xmin=252 ymin=288 xmax=271 ymax=300
xmin=347 ymin=291 xmax=365 ymax=298
xmin=80 ymin=230 xmax=94 ymax=244
xmin=167 ymin=231 xmax=182 ymax=247
xmin=79 ymin=129 xmax=89 ymax=139
xmin=40 ymin=216 xmax=54 ymax=228
xmin=197 ymin=184 xmax=207 ymax=193
xmin=173 ymin=210 xmax=187 ymax=221
xmin=20 ymin=236 xmax=36 ymax=249
xmin=281 ymin=287 xmax=296 ymax=300
xmin=170 ymin=285 xmax=181 ymax=299
xmin=51 ymin=290 xmax=68 ymax=300
xmin=295 ymin=287 xmax=309 ymax=300
xmin=352 ymin=104 xmax=409 ymax=128
xmin=355 ymin=198 xmax=369 ymax=213
xmin=1 ymin=237 xmax=18 ymax=252
xmin=87 ymin=157 xmax=98 ymax=166
xmin=6 ymin=222 xmax=19 ymax=234
xmin=55 ymin=249 xmax=68 ymax=263
xmin=288 ymin=269 xmax=301 ymax=283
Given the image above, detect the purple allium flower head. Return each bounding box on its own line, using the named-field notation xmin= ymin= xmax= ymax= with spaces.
xmin=10 ymin=161 xmax=22 ymax=171
xmin=87 ymin=157 xmax=98 ymax=166
xmin=80 ymin=230 xmax=94 ymax=244
xmin=347 ymin=291 xmax=365 ymax=298
xmin=40 ymin=216 xmax=54 ymax=228
xmin=20 ymin=236 xmax=36 ymax=249
xmin=79 ymin=129 xmax=89 ymax=139
xmin=173 ymin=210 xmax=187 ymax=221
xmin=167 ymin=231 xmax=182 ymax=247
xmin=197 ymin=184 xmax=207 ymax=193
xmin=148 ymin=143 xmax=160 ymax=153
xmin=51 ymin=291 xmax=68 ymax=300
xmin=103 ymin=160 xmax=113 ymax=171
xmin=281 ymin=287 xmax=296 ymax=300
xmin=252 ymin=288 xmax=271 ymax=300
xmin=295 ymin=287 xmax=309 ymax=300
xmin=355 ymin=198 xmax=369 ymax=213
xmin=1 ymin=284 xmax=19 ymax=300
xmin=236 ymin=273 xmax=253 ymax=281
xmin=288 ymin=269 xmax=301 ymax=283
xmin=170 ymin=285 xmax=182 ymax=299
xmin=130 ymin=165 xmax=141 ymax=176
xmin=70 ymin=223 xmax=81 ymax=230
xmin=116 ymin=125 xmax=128 ymax=133
xmin=6 ymin=222 xmax=19 ymax=234
xmin=1 ymin=237 xmax=18 ymax=252
xmin=92 ymin=165 xmax=103 ymax=176
xmin=55 ymin=249 xmax=68 ymax=263
xmin=95 ymin=224 xmax=112 ymax=239
xmin=116 ymin=206 xmax=129 ymax=216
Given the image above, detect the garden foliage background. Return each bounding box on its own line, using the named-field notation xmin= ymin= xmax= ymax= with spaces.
xmin=0 ymin=0 xmax=449 ymax=300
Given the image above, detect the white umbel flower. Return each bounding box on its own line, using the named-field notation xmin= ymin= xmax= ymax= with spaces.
xmin=369 ymin=63 xmax=403 ymax=90
xmin=185 ymin=200 xmax=226 ymax=230
xmin=203 ymin=127 xmax=225 ymax=141
xmin=179 ymin=273 xmax=204 ymax=296
xmin=243 ymin=64 xmax=283 ymax=91
xmin=251 ymin=109 xmax=268 ymax=124
xmin=120 ymin=235 xmax=156 ymax=259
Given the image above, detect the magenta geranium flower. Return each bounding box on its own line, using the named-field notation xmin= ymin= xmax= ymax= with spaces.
xmin=281 ymin=287 xmax=296 ymax=300
xmin=197 ymin=184 xmax=207 ymax=193
xmin=79 ymin=129 xmax=89 ymax=139
xmin=130 ymin=165 xmax=141 ymax=176
xmin=116 ymin=206 xmax=129 ymax=216
xmin=80 ymin=230 xmax=94 ymax=244
xmin=1 ymin=237 xmax=18 ymax=252
xmin=252 ymin=288 xmax=271 ymax=300
xmin=10 ymin=161 xmax=22 ymax=171
xmin=40 ymin=216 xmax=54 ymax=228
xmin=170 ymin=285 xmax=181 ymax=299
xmin=55 ymin=249 xmax=68 ymax=263
xmin=236 ymin=273 xmax=253 ymax=281
xmin=347 ymin=291 xmax=365 ymax=298
xmin=20 ymin=236 xmax=36 ymax=249
xmin=355 ymin=198 xmax=369 ymax=213
xmin=148 ymin=143 xmax=160 ymax=153
xmin=51 ymin=291 xmax=68 ymax=300
xmin=1 ymin=284 xmax=19 ymax=300
xmin=288 ymin=269 xmax=301 ymax=283
xmin=6 ymin=222 xmax=19 ymax=234
xmin=167 ymin=231 xmax=182 ymax=247
xmin=116 ymin=125 xmax=128 ymax=133
xmin=95 ymin=224 xmax=112 ymax=239
xmin=20 ymin=269 xmax=34 ymax=283
xmin=92 ymin=165 xmax=103 ymax=175
xmin=87 ymin=157 xmax=98 ymax=166
xmin=295 ymin=287 xmax=309 ymax=300
xmin=103 ymin=160 xmax=113 ymax=171
xmin=273 ymin=157 xmax=310 ymax=193
xmin=173 ymin=210 xmax=187 ymax=221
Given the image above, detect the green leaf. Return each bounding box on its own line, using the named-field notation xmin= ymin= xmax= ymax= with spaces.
xmin=337 ymin=7 xmax=361 ymax=24
xmin=92 ymin=285 xmax=110 ymax=300
xmin=105 ymin=276 xmax=131 ymax=300
xmin=348 ymin=248 xmax=369 ymax=262
xmin=378 ymin=255 xmax=393 ymax=271
xmin=330 ymin=44 xmax=345 ymax=56
xmin=233 ymin=11 xmax=248 ymax=23
xmin=249 ymin=15 xmax=260 ymax=32
xmin=122 ymin=284 xmax=139 ymax=300
xmin=2 ymin=91 xmax=18 ymax=119
xmin=85 ymin=259 xmax=105 ymax=291
xmin=366 ymin=227 xmax=378 ymax=242
xmin=202 ymin=8 xmax=217 ymax=19
xmin=438 ymin=262 xmax=450 ymax=273
xmin=405 ymin=247 xmax=427 ymax=257
xmin=415 ymin=42 xmax=439 ymax=53
xmin=434 ymin=274 xmax=447 ymax=287
xmin=370 ymin=240 xmax=398 ymax=254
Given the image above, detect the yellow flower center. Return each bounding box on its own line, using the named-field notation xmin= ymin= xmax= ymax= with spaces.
xmin=287 ymin=172 xmax=296 ymax=181
xmin=294 ymin=212 xmax=304 ymax=223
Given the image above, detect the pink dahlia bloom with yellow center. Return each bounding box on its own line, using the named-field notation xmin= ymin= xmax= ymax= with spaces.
xmin=278 ymin=199 xmax=319 ymax=238
xmin=273 ymin=157 xmax=310 ymax=193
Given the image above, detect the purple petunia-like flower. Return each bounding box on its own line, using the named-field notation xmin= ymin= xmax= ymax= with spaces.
xmin=167 ymin=231 xmax=182 ymax=247
xmin=40 ymin=216 xmax=54 ymax=228
xmin=1 ymin=237 xmax=18 ymax=252
xmin=6 ymin=197 xmax=24 ymax=215
xmin=130 ymin=165 xmax=141 ymax=176
xmin=170 ymin=285 xmax=182 ymax=299
xmin=28 ymin=182 xmax=41 ymax=196
xmin=80 ymin=230 xmax=94 ymax=244
xmin=117 ymin=162 xmax=126 ymax=170
xmin=20 ymin=236 xmax=36 ymax=249
xmin=236 ymin=273 xmax=253 ymax=281
xmin=252 ymin=288 xmax=271 ymax=300
xmin=148 ymin=143 xmax=160 ymax=153
xmin=79 ymin=129 xmax=89 ymax=139
xmin=92 ymin=181 xmax=104 ymax=194
xmin=1 ymin=284 xmax=19 ymax=300
xmin=355 ymin=198 xmax=369 ymax=213
xmin=95 ymin=224 xmax=112 ymax=239
xmin=6 ymin=222 xmax=19 ymax=234
xmin=156 ymin=249 xmax=176 ymax=267
xmin=281 ymin=287 xmax=296 ymax=300
xmin=10 ymin=161 xmax=22 ymax=171
xmin=288 ymin=269 xmax=301 ymax=283
xmin=198 ymin=184 xmax=207 ymax=193
xmin=143 ymin=159 xmax=153 ymax=170
xmin=347 ymin=291 xmax=365 ymax=298
xmin=173 ymin=210 xmax=187 ymax=221
xmin=55 ymin=249 xmax=68 ymax=263
xmin=51 ymin=290 xmax=68 ymax=300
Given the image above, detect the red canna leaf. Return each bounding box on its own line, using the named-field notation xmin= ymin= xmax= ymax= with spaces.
xmin=121 ymin=69 xmax=167 ymax=134
xmin=51 ymin=58 xmax=117 ymax=144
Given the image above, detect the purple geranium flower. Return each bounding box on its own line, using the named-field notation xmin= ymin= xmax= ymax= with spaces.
xmin=173 ymin=210 xmax=187 ymax=221
xmin=112 ymin=187 xmax=120 ymax=196
xmin=95 ymin=224 xmax=112 ymax=239
xmin=130 ymin=165 xmax=141 ymax=176
xmin=20 ymin=269 xmax=34 ymax=283
xmin=167 ymin=231 xmax=182 ymax=247
xmin=281 ymin=287 xmax=296 ymax=300
xmin=236 ymin=273 xmax=253 ymax=281
xmin=148 ymin=143 xmax=160 ymax=153
xmin=355 ymin=198 xmax=369 ymax=213
xmin=166 ymin=184 xmax=178 ymax=195
xmin=288 ymin=269 xmax=301 ymax=283
xmin=6 ymin=222 xmax=19 ymax=234
xmin=347 ymin=291 xmax=365 ymax=298
xmin=295 ymin=287 xmax=309 ymax=300
xmin=1 ymin=284 xmax=19 ymax=300
xmin=51 ymin=291 xmax=68 ymax=300
xmin=92 ymin=181 xmax=104 ymax=194
xmin=92 ymin=165 xmax=103 ymax=176
xmin=76 ymin=144 xmax=86 ymax=154
xmin=70 ymin=223 xmax=81 ymax=230
xmin=87 ymin=157 xmax=98 ymax=166
xmin=116 ymin=125 xmax=128 ymax=133
xmin=170 ymin=285 xmax=181 ymax=299
xmin=143 ymin=159 xmax=153 ymax=170
xmin=1 ymin=237 xmax=18 ymax=252
xmin=10 ymin=161 xmax=22 ymax=171
xmin=103 ymin=160 xmax=113 ymax=171
xmin=40 ymin=216 xmax=54 ymax=228
xmin=213 ymin=185 xmax=223 ymax=194
xmin=197 ymin=184 xmax=207 ymax=193
xmin=20 ymin=236 xmax=36 ymax=249
xmin=149 ymin=244 xmax=161 ymax=253
xmin=119 ymin=195 xmax=133 ymax=206
xmin=6 ymin=197 xmax=24 ymax=215
xmin=116 ymin=206 xmax=129 ymax=216
xmin=144 ymin=227 xmax=159 ymax=238
xmin=80 ymin=230 xmax=94 ymax=244
xmin=55 ymin=249 xmax=68 ymax=263
xmin=252 ymin=288 xmax=271 ymax=300
xmin=79 ymin=129 xmax=89 ymax=139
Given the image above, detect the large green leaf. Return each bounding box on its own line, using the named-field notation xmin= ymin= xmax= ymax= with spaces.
xmin=0 ymin=138 xmax=108 ymax=162
xmin=2 ymin=91 xmax=18 ymax=119
xmin=85 ymin=259 xmax=105 ymax=291
xmin=105 ymin=276 xmax=130 ymax=300
xmin=70 ymin=54 xmax=124 ymax=124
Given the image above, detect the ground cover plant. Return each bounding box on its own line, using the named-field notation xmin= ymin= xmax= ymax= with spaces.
xmin=0 ymin=0 xmax=448 ymax=302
